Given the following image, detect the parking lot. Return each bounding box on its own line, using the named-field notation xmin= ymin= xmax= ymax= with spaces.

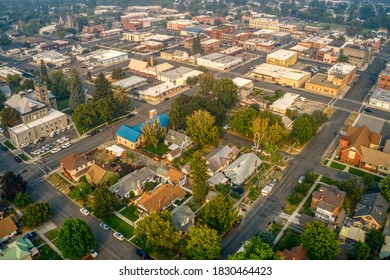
xmin=23 ymin=125 xmax=79 ymax=157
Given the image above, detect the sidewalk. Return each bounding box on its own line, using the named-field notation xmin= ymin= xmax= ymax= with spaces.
xmin=274 ymin=175 xmax=323 ymax=245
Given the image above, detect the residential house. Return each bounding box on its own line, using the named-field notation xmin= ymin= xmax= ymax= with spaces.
xmin=85 ymin=164 xmax=118 ymax=187
xmin=109 ymin=167 xmax=155 ymax=199
xmin=116 ymin=114 xmax=169 ymax=150
xmin=339 ymin=226 xmax=366 ymax=244
xmin=207 ymin=172 xmax=229 ymax=186
xmin=279 ymin=244 xmax=308 ymax=260
xmin=0 ymin=237 xmax=39 ymax=260
xmin=171 ymin=205 xmax=195 ymax=233
xmin=360 ymin=143 xmax=390 ymax=175
xmin=223 ymin=153 xmax=262 ymax=186
xmin=311 ymin=185 xmax=346 ymax=222
xmin=167 ymin=147 xmax=182 ymax=162
xmin=168 ymin=168 xmax=187 ymax=187
xmin=206 ymin=145 xmax=240 ymax=176
xmin=172 ymin=50 xmax=189 ymax=62
xmin=135 ymin=184 xmax=186 ymax=214
xmin=337 ymin=125 xmax=381 ymax=167
xmin=60 ymin=153 xmax=95 ymax=182
xmin=164 ymin=130 xmax=192 ymax=151
xmin=353 ymin=193 xmax=389 ymax=230
xmin=0 ymin=215 xmax=18 ymax=244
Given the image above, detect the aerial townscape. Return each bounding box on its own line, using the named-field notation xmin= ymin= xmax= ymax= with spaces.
xmin=1 ymin=0 xmax=390 ymax=262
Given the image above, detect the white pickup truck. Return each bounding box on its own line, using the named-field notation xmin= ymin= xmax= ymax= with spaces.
xmin=261 ymin=185 xmax=273 ymax=196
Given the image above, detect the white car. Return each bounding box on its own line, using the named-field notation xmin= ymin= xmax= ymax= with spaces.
xmin=88 ymin=66 xmax=94 ymax=70
xmin=62 ymin=142 xmax=72 ymax=148
xmin=80 ymin=208 xmax=90 ymax=216
xmin=51 ymin=147 xmax=62 ymax=153
xmin=113 ymin=232 xmax=124 ymax=241
xmin=298 ymin=175 xmax=305 ymax=184
xmin=299 ymin=97 xmax=307 ymax=102
xmin=90 ymin=250 xmax=98 ymax=258
xmin=67 ymin=125 xmax=73 ymax=130
xmin=20 ymin=143 xmax=29 ymax=148
xmin=63 ymin=68 xmax=69 ymax=73
xmin=61 ymin=136 xmax=70 ymax=141
xmin=0 ymin=128 xmax=4 ymax=133
xmin=100 ymin=223 xmax=110 ymax=231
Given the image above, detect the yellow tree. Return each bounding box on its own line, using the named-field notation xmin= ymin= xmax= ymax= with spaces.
xmin=252 ymin=116 xmax=286 ymax=153
xmin=186 ymin=110 xmax=220 ymax=145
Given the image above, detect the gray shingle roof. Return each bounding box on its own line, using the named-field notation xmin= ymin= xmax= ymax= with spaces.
xmin=354 ymin=193 xmax=389 ymax=227
xmin=223 ymin=153 xmax=262 ymax=186
xmin=164 ymin=129 xmax=189 ymax=147
xmin=171 ymin=205 xmax=195 ymax=232
xmin=5 ymin=93 xmax=46 ymax=115
xmin=206 ymin=145 xmax=239 ymax=173
xmin=109 ymin=167 xmax=155 ymax=197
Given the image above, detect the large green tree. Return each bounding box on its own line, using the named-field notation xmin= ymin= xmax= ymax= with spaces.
xmin=229 ymin=107 xmax=258 ymax=136
xmin=20 ymin=79 xmax=35 ymax=91
xmin=134 ymin=210 xmax=180 ymax=252
xmin=0 ymin=107 xmax=20 ymax=128
xmin=70 ymin=181 xmax=92 ymax=207
xmin=111 ymin=68 xmax=125 ymax=80
xmin=0 ymin=171 xmax=28 ymax=201
xmin=93 ymin=73 xmax=112 ymax=100
xmin=202 ymin=193 xmax=238 ymax=233
xmin=291 ymin=114 xmax=318 ymax=144
xmin=13 ymin=192 xmax=32 ymax=208
xmin=186 ymin=110 xmax=220 ymax=145
xmin=379 ymin=176 xmax=390 ymax=202
xmin=141 ymin=118 xmax=166 ymax=148
xmin=365 ymin=228 xmax=385 ymax=256
xmin=6 ymin=74 xmax=21 ymax=90
xmin=350 ymin=241 xmax=370 ymax=260
xmin=94 ymin=97 xmax=115 ymax=123
xmin=71 ymin=103 xmax=97 ymax=131
xmin=213 ymin=78 xmax=238 ymax=108
xmin=48 ymin=71 xmax=69 ymax=99
xmin=92 ymin=187 xmax=117 ymax=219
xmin=192 ymin=34 xmax=203 ymax=55
xmin=198 ymin=72 xmax=215 ymax=96
xmin=58 ymin=218 xmax=96 ymax=259
xmin=300 ymin=221 xmax=341 ymax=260
xmin=252 ymin=116 xmax=286 ymax=153
xmin=22 ymin=203 xmax=51 ymax=227
xmin=68 ymin=69 xmax=85 ymax=110
xmin=186 ymin=225 xmax=221 ymax=260
xmin=113 ymin=86 xmax=131 ymax=114
xmin=40 ymin=60 xmax=48 ymax=79
xmin=229 ymin=236 xmax=281 ymax=260
xmin=190 ymin=151 xmax=209 ymax=203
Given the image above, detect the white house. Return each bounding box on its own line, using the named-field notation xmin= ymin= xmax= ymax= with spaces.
xmin=223 ymin=153 xmax=262 ymax=186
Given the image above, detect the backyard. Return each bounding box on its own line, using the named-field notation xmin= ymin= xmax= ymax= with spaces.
xmin=142 ymin=143 xmax=169 ymax=157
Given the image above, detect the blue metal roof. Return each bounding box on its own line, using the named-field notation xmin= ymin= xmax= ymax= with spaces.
xmin=116 ymin=114 xmax=169 ymax=142
xmin=116 ymin=125 xmax=142 ymax=142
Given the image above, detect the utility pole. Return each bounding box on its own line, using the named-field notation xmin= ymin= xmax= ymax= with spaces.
xmin=112 ymin=125 xmax=115 ymax=141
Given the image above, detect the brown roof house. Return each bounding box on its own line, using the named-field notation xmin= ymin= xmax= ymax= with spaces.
xmin=360 ymin=140 xmax=390 ymax=175
xmin=135 ymin=184 xmax=186 ymax=214
xmin=85 ymin=164 xmax=119 ymax=187
xmin=279 ymin=244 xmax=308 ymax=260
xmin=0 ymin=215 xmax=19 ymax=244
xmin=353 ymin=193 xmax=389 ymax=230
xmin=60 ymin=152 xmax=95 ymax=182
xmin=206 ymin=145 xmax=240 ymax=176
xmin=337 ymin=125 xmax=381 ymax=167
xmin=311 ymin=185 xmax=346 ymax=222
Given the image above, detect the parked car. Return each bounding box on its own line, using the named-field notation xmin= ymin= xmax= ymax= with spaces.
xmin=51 ymin=147 xmax=62 ymax=153
xmin=13 ymin=156 xmax=22 ymax=163
xmin=269 ymin=178 xmax=278 ymax=187
xmin=49 ymin=131 xmax=56 ymax=137
xmin=80 ymin=208 xmax=90 ymax=216
xmin=299 ymin=97 xmax=307 ymax=101
xmin=99 ymin=223 xmax=110 ymax=231
xmin=0 ymin=127 xmax=4 ymax=133
xmin=364 ymin=107 xmax=373 ymax=113
xmin=233 ymin=218 xmax=242 ymax=228
xmin=98 ymin=126 xmax=107 ymax=132
xmin=113 ymin=232 xmax=124 ymax=241
xmin=20 ymin=142 xmax=29 ymax=148
xmin=298 ymin=175 xmax=305 ymax=184
xmin=88 ymin=66 xmax=94 ymax=70
xmin=90 ymin=250 xmax=98 ymax=258
xmin=62 ymin=142 xmax=72 ymax=149
xmin=1 ymin=145 xmax=8 ymax=151
xmin=63 ymin=68 xmax=69 ymax=73
xmin=261 ymin=185 xmax=273 ymax=196
xmin=24 ymin=231 xmax=37 ymax=240
xmin=136 ymin=249 xmax=151 ymax=260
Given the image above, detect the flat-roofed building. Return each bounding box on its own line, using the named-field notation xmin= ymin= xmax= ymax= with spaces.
xmin=305 ymin=73 xmax=343 ymax=97
xmin=200 ymin=39 xmax=220 ymax=55
xmin=369 ymin=88 xmax=390 ymax=110
xmin=269 ymin=92 xmax=299 ymax=114
xmin=239 ymin=38 xmax=277 ymax=53
xmin=233 ymin=77 xmax=254 ymax=99
xmin=196 ymin=53 xmax=243 ymax=71
xmin=167 ymin=19 xmax=196 ymax=31
xmin=0 ymin=66 xmax=22 ymax=81
xmin=138 ymin=82 xmax=182 ymax=103
xmin=378 ymin=66 xmax=390 ymax=90
xmin=32 ymin=51 xmax=71 ymax=68
xmin=343 ymin=44 xmax=372 ymax=68
xmin=278 ymin=24 xmax=299 ymax=33
xmin=112 ymin=76 xmax=147 ymax=89
xmin=266 ymin=49 xmax=297 ymax=67
xmin=85 ymin=49 xmax=128 ymax=66
xmin=249 ymin=18 xmax=279 ymax=30
xmin=219 ymin=46 xmax=243 ymax=56
xmin=289 ymin=45 xmax=311 ymax=58
xmin=100 ymin=28 xmax=122 ymax=37
xmin=122 ymin=31 xmax=151 ymax=42
xmin=251 ymin=63 xmax=311 ymax=88
xmin=145 ymin=34 xmax=176 ymax=45
xmin=192 ymin=16 xmax=226 ymax=25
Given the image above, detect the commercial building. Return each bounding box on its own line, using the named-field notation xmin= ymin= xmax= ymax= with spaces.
xmin=251 ymin=64 xmax=311 ymax=88
xmin=159 ymin=67 xmax=202 ymax=85
xmin=266 ymin=49 xmax=297 ymax=67
xmin=219 ymin=46 xmax=244 ymax=56
xmin=89 ymin=49 xmax=128 ymax=66
xmin=112 ymin=76 xmax=147 ymax=89
xmin=305 ymin=63 xmax=356 ymax=97
xmin=221 ymin=31 xmax=251 ymax=45
xmin=0 ymin=66 xmax=22 ymax=81
xmin=192 ymin=16 xmax=226 ymax=25
xmin=369 ymin=88 xmax=390 ymax=110
xmin=196 ymin=53 xmax=243 ymax=71
xmin=378 ymin=66 xmax=390 ymax=90
xmin=343 ymin=44 xmax=372 ymax=68
xmin=200 ymin=39 xmax=220 ymax=55
xmin=232 ymin=77 xmax=254 ymax=99
xmin=239 ymin=38 xmax=277 ymax=53
xmin=145 ymin=34 xmax=176 ymax=45
xmin=122 ymin=31 xmax=151 ymax=42
xmin=167 ymin=20 xmax=196 ymax=31
xmin=100 ymin=28 xmax=122 ymax=37
xmin=32 ymin=51 xmax=71 ymax=68
xmin=278 ymin=24 xmax=299 ymax=33
xmin=248 ymin=18 xmax=279 ymax=30
xmin=138 ymin=82 xmax=182 ymax=103
xmin=269 ymin=92 xmax=299 ymax=114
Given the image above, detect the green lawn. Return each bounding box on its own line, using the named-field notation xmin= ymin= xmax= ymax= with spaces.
xmin=268 ymin=222 xmax=283 ymax=237
xmin=323 ymin=159 xmax=329 ymax=165
xmin=143 ymin=143 xmax=169 ymax=156
xmin=4 ymin=140 xmax=16 ymax=150
xmin=44 ymin=229 xmax=60 ymax=241
xmin=18 ymin=153 xmax=29 ymax=161
xmin=32 ymin=237 xmax=45 ymax=247
xmin=38 ymin=244 xmax=62 ymax=260
xmin=275 ymin=231 xmax=301 ymax=252
xmin=56 ymin=98 xmax=70 ymax=111
xmin=330 ymin=161 xmax=346 ymax=171
xmin=320 ymin=176 xmax=338 ymax=185
xmin=119 ymin=205 xmax=139 ymax=222
xmin=348 ymin=167 xmax=384 ymax=182
xmin=104 ymin=214 xmax=134 ymax=239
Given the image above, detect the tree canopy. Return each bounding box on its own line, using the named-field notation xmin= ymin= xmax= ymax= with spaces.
xmin=350 ymin=241 xmax=370 ymax=260
xmin=68 ymin=69 xmax=85 ymax=110
xmin=229 ymin=236 xmax=281 ymax=260
xmin=0 ymin=107 xmax=20 ymax=128
xmin=213 ymin=78 xmax=238 ymax=108
xmin=92 ymin=187 xmax=117 ymax=218
xmin=379 ymin=176 xmax=390 ymax=203
xmin=48 ymin=71 xmax=69 ymax=99
xmin=93 ymin=73 xmax=112 ymax=100
xmin=252 ymin=113 xmax=286 ymax=152
xmin=300 ymin=221 xmax=340 ymax=260
xmin=198 ymin=72 xmax=214 ymax=96
xmin=134 ymin=210 xmax=180 ymax=252
xmin=229 ymin=107 xmax=258 ymax=136
xmin=70 ymin=181 xmax=92 ymax=207
xmin=0 ymin=171 xmax=28 ymax=201
xmin=190 ymin=151 xmax=209 ymax=203
xmin=186 ymin=110 xmax=220 ymax=145
xmin=291 ymin=114 xmax=319 ymax=144
xmin=141 ymin=119 xmax=166 ymax=148
xmin=186 ymin=225 xmax=221 ymax=260
xmin=58 ymin=218 xmax=96 ymax=259
xmin=22 ymin=203 xmax=51 ymax=227
xmin=365 ymin=228 xmax=385 ymax=256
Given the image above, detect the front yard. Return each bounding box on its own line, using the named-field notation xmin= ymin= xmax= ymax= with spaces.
xmin=46 ymin=172 xmax=73 ymax=195
xmin=330 ymin=161 xmax=346 ymax=171
xmin=348 ymin=167 xmax=384 ymax=182
xmin=274 ymin=230 xmax=301 ymax=252
xmin=119 ymin=205 xmax=139 ymax=222
xmin=37 ymin=244 xmax=62 ymax=260
xmin=103 ymin=214 xmax=134 ymax=239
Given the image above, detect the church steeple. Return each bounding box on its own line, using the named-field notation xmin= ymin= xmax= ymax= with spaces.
xmin=34 ymin=81 xmax=51 ymax=108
